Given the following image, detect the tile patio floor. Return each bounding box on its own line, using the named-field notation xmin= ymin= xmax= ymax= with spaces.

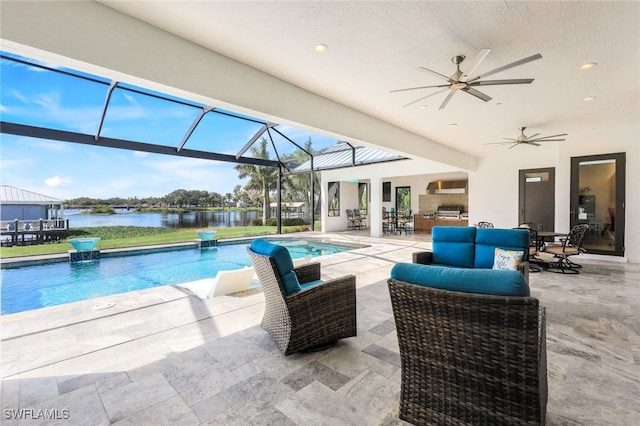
xmin=1 ymin=232 xmax=639 ymax=425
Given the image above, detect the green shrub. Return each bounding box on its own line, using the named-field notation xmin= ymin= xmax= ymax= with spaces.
xmin=90 ymin=205 xmax=116 ymax=215
xmin=251 ymin=218 xmax=306 ymax=227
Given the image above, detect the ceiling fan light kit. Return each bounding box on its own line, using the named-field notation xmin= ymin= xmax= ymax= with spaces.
xmin=391 ymin=48 xmax=542 ymax=110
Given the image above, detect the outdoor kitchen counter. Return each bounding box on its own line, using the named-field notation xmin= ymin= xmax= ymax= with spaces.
xmin=414 ymin=215 xmax=468 ymax=232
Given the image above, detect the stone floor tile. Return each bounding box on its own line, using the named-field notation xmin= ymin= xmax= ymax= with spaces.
xmin=21 ymin=385 xmax=109 ymax=426
xmin=276 ymin=380 xmax=366 ymax=425
xmin=337 ymin=370 xmax=401 ymax=424
xmin=111 ymin=394 xmax=199 ymax=426
xmin=317 ymin=344 xmax=378 ymax=378
xmin=169 ymin=362 xmax=240 ymax=406
xmin=98 ymin=372 xmax=176 ymax=422
xmin=362 ymin=343 xmax=401 ymax=367
xmin=281 ymin=360 xmax=351 ymax=392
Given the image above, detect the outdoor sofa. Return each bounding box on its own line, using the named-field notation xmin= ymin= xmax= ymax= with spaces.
xmin=413 ymin=226 xmax=531 ymax=282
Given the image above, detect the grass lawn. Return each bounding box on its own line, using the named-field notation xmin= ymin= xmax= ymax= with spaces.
xmin=0 ymin=225 xmax=309 ymax=258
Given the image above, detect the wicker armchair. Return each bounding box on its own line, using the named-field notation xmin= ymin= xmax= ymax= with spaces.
xmin=388 ymin=277 xmax=547 ymax=425
xmin=248 ymin=243 xmax=357 ymax=355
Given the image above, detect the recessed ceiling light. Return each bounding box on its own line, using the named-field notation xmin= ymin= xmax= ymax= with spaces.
xmin=495 ymin=102 xmax=503 ymax=106
xmin=314 ymin=44 xmax=328 ymax=54
xmin=580 ymin=62 xmax=598 ymax=71
xmin=418 ymin=105 xmax=428 ymax=110
xmin=586 ymin=128 xmax=595 ymax=131
xmin=583 ymin=96 xmax=596 ymax=102
xmin=449 ymin=123 xmax=458 ymax=127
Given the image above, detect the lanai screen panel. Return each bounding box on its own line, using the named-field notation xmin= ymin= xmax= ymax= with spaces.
xmin=100 ymin=84 xmax=201 ymax=147
xmin=0 ymin=53 xmax=107 ymax=134
xmin=186 ymin=109 xmax=266 ymax=155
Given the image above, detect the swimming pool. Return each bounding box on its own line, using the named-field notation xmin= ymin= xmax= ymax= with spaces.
xmin=0 ymin=238 xmax=361 ymax=315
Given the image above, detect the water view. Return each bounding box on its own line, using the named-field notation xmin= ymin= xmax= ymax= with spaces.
xmin=65 ymin=209 xmax=260 ymax=228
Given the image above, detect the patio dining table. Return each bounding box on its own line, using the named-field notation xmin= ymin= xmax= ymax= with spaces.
xmin=531 ymin=230 xmax=567 ymax=268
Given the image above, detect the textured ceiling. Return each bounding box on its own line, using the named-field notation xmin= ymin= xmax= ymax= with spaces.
xmin=96 ymin=1 xmax=639 ymax=157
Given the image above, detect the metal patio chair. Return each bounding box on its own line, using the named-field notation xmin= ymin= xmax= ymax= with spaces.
xmin=543 ymin=223 xmax=589 ymax=274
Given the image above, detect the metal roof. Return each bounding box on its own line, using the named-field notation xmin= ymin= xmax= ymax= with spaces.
xmin=291 ymin=142 xmax=406 ymax=173
xmin=0 ymin=185 xmax=63 ymax=205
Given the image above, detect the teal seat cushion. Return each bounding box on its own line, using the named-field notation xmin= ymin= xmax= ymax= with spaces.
xmin=432 ymin=226 xmax=476 ymax=268
xmin=390 ymin=262 xmax=530 ymax=297
xmin=299 ymin=279 xmax=324 ymax=291
xmin=250 ymin=239 xmax=301 ymax=295
xmin=474 ymin=228 xmax=529 ymax=269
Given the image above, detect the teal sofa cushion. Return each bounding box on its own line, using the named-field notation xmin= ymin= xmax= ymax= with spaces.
xmin=432 ymin=226 xmax=476 ymax=268
xmin=390 ymin=262 xmax=530 ymax=297
xmin=250 ymin=239 xmax=301 ymax=295
xmin=475 ymin=228 xmax=529 ymax=269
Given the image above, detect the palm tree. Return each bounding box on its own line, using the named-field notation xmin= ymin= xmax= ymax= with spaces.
xmin=234 ymin=138 xmax=278 ymax=225
xmin=282 ymin=137 xmax=318 ymax=224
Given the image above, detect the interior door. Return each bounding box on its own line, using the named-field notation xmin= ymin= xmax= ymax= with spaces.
xmin=570 ymin=153 xmax=625 ymax=256
xmin=519 ymin=168 xmax=555 ymax=232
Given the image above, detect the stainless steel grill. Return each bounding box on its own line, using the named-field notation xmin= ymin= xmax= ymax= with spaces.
xmin=436 ymin=205 xmax=463 ymax=220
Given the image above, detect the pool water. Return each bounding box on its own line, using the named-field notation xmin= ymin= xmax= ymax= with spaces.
xmin=1 ymin=238 xmax=357 ymax=315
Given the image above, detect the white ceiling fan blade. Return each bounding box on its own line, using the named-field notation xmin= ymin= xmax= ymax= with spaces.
xmin=468 ymin=53 xmax=542 ymax=82
xmin=528 ymin=139 xmax=566 ymax=142
xmin=527 ymin=142 xmax=542 ymax=147
xmin=461 ymin=86 xmax=492 ymax=102
xmin=503 ymin=138 xmax=518 ymax=141
xmin=483 ymin=141 xmax=515 ymax=145
xmin=438 ymin=90 xmax=457 ymax=110
xmin=470 ymin=78 xmax=535 ymax=86
xmin=508 ymin=143 xmax=520 ymax=149
xmin=460 ymin=48 xmax=491 ymax=82
xmin=417 ymin=66 xmax=453 ymax=82
xmin=402 ymin=87 xmax=450 ymax=107
xmin=527 ymin=133 xmax=541 ymax=139
xmin=390 ymin=84 xmax=449 ymax=93
xmin=531 ymin=133 xmax=568 ymax=140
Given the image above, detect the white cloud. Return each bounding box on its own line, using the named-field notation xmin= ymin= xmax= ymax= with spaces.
xmin=133 ymin=151 xmax=149 ymax=157
xmin=45 ymin=176 xmax=73 ymax=187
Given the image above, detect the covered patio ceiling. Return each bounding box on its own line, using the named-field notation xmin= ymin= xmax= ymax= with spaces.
xmin=0 ymin=52 xmax=406 ymax=174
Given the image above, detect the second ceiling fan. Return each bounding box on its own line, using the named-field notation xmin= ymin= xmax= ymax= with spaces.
xmin=484 ymin=127 xmax=568 ymax=149
xmin=391 ymin=48 xmax=542 ymax=110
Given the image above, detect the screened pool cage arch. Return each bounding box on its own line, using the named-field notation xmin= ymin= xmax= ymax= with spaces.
xmin=1 ymin=53 xmax=406 ymax=233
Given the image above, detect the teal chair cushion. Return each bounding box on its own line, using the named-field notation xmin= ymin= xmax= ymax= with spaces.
xmin=432 ymin=226 xmax=476 ymax=268
xmin=474 ymin=228 xmax=529 ymax=269
xmin=390 ymin=262 xmax=530 ymax=297
xmin=299 ymin=280 xmax=324 ymax=291
xmin=250 ymin=239 xmax=301 ymax=295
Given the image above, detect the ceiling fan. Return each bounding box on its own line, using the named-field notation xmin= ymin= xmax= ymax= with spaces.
xmin=390 ymin=48 xmax=542 ymax=110
xmin=484 ymin=127 xmax=568 ymax=149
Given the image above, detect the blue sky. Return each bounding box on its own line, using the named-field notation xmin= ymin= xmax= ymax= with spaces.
xmin=0 ymin=52 xmax=336 ymax=200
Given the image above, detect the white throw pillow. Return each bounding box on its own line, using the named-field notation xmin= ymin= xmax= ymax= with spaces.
xmin=493 ymin=248 xmax=524 ymax=271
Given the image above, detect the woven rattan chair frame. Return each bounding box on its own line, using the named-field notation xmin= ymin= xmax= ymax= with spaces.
xmin=248 ymin=248 xmax=357 ymax=355
xmin=388 ymin=279 xmax=547 ymax=426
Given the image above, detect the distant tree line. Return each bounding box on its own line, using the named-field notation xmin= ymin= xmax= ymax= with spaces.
xmin=66 ymin=137 xmax=325 ymax=224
